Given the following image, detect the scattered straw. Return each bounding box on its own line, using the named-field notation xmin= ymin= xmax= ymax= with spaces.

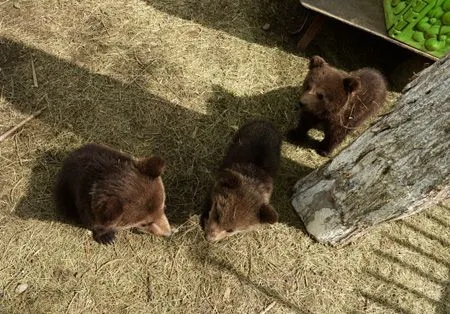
xmin=31 ymin=58 xmax=38 ymax=88
xmin=0 ymin=107 xmax=46 ymax=143
xmin=259 ymin=301 xmax=276 ymax=314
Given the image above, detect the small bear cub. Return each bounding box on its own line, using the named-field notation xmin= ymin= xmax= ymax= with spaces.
xmin=201 ymin=120 xmax=282 ymax=242
xmin=55 ymin=143 xmax=171 ymax=244
xmin=287 ymin=55 xmax=387 ymax=156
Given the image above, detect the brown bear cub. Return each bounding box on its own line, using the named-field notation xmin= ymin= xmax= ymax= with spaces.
xmin=201 ymin=120 xmax=282 ymax=242
xmin=287 ymin=55 xmax=387 ymax=156
xmin=55 ymin=143 xmax=171 ymax=244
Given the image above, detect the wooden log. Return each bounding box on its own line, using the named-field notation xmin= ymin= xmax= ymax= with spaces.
xmin=297 ymin=13 xmax=326 ymax=51
xmin=292 ymin=54 xmax=450 ymax=246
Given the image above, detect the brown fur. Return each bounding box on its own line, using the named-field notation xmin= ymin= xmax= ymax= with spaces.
xmin=287 ymin=55 xmax=387 ymax=156
xmin=54 ymin=143 xmax=171 ymax=244
xmin=201 ymin=120 xmax=281 ymax=242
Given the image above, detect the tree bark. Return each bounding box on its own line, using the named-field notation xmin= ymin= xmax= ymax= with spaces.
xmin=292 ymin=54 xmax=450 ymax=246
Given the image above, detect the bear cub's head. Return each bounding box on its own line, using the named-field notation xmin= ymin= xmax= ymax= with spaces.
xmin=92 ymin=155 xmax=171 ymax=237
xmin=299 ymin=56 xmax=361 ymax=116
xmin=203 ymin=169 xmax=278 ymax=242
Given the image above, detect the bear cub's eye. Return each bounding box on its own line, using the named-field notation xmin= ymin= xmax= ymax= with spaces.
xmin=213 ymin=211 xmax=221 ymax=222
xmin=226 ymin=229 xmax=234 ymax=233
xmin=317 ymin=93 xmax=324 ymax=100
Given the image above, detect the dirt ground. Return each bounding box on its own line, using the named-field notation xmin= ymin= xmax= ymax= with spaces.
xmin=0 ymin=0 xmax=448 ymax=313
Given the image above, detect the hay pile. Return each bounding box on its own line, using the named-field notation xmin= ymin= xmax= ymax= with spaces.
xmin=0 ymin=0 xmax=448 ymax=313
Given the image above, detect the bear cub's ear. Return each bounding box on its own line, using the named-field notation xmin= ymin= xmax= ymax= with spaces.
xmin=343 ymin=76 xmax=361 ymax=94
xmin=217 ymin=169 xmax=241 ymax=189
xmin=136 ymin=156 xmax=166 ymax=178
xmin=259 ymin=203 xmax=278 ymax=224
xmin=309 ymin=56 xmax=326 ymax=69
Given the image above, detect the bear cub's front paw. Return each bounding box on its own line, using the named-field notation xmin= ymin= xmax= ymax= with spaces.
xmin=286 ymin=129 xmax=305 ymax=144
xmin=93 ymin=227 xmax=117 ymax=245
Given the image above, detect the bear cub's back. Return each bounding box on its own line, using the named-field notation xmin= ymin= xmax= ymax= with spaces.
xmin=221 ymin=120 xmax=282 ymax=178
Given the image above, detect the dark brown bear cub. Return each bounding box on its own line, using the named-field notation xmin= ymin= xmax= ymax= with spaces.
xmin=287 ymin=55 xmax=387 ymax=156
xmin=55 ymin=143 xmax=171 ymax=244
xmin=201 ymin=120 xmax=281 ymax=242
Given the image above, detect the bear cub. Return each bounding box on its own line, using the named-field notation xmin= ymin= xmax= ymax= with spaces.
xmin=201 ymin=120 xmax=282 ymax=242
xmin=55 ymin=143 xmax=171 ymax=244
xmin=287 ymin=55 xmax=387 ymax=156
